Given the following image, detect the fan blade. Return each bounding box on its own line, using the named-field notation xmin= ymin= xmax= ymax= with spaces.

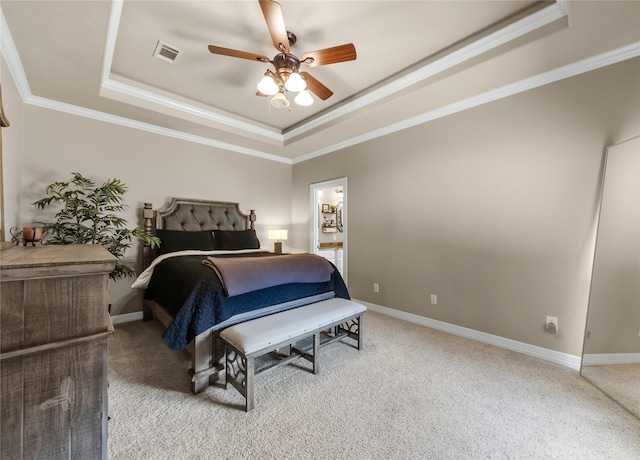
xmin=259 ymin=0 xmax=290 ymax=53
xmin=301 ymin=44 xmax=356 ymax=67
xmin=256 ymin=91 xmax=269 ymax=97
xmin=300 ymin=72 xmax=333 ymax=100
xmin=208 ymin=45 xmax=270 ymax=63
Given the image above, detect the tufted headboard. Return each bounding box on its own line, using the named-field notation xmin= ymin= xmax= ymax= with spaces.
xmin=142 ymin=198 xmax=256 ymax=266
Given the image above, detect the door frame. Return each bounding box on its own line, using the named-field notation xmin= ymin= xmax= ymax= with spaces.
xmin=310 ymin=177 xmax=347 ymax=285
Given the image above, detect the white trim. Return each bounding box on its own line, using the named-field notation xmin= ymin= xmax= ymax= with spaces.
xmin=293 ymin=41 xmax=640 ymax=164
xmin=285 ymin=0 xmax=568 ymax=143
xmin=582 ymin=353 xmax=640 ymax=366
xmin=100 ymin=78 xmax=283 ymax=143
xmin=0 ymin=9 xmax=31 ymax=101
xmin=102 ymin=0 xmax=281 ymax=143
xmin=23 ymin=95 xmax=291 ymax=164
xmin=359 ymin=300 xmax=582 ymax=371
xmin=2 ymin=2 xmax=638 ymax=165
xmin=110 ymin=311 xmax=143 ymax=324
xmin=101 ymin=0 xmax=122 ymax=85
xmin=98 ymin=0 xmax=568 ymax=146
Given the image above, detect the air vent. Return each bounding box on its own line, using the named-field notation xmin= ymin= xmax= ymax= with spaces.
xmin=153 ymin=41 xmax=182 ymax=64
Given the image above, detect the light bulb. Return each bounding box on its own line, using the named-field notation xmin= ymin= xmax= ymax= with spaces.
xmin=270 ymin=92 xmax=290 ymax=109
xmin=285 ymin=72 xmax=306 ymax=92
xmin=257 ymin=75 xmax=279 ymax=96
xmin=294 ymin=89 xmax=313 ymax=106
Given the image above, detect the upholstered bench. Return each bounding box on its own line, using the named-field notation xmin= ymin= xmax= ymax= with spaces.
xmin=219 ymin=297 xmax=366 ymax=411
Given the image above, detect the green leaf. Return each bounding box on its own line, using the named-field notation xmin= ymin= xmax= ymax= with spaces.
xmin=33 ymin=172 xmax=150 ymax=281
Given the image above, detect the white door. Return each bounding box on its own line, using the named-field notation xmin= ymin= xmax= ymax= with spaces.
xmin=310 ymin=178 xmax=347 ymax=284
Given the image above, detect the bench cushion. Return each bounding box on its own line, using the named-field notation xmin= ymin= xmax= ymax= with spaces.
xmin=220 ymin=298 xmax=366 ymax=355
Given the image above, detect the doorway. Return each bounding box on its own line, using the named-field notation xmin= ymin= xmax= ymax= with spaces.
xmin=310 ymin=178 xmax=347 ymax=284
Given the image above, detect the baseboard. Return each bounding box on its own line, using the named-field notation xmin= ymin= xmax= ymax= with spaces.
xmin=111 ymin=311 xmax=144 ymax=325
xmin=357 ymin=299 xmax=582 ymax=372
xmin=109 ymin=301 xmax=584 ymax=371
xmin=582 ymin=353 xmax=640 ymax=366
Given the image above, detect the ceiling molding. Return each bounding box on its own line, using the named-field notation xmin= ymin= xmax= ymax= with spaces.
xmin=101 ymin=0 xmax=122 ymax=86
xmin=102 ymin=0 xmax=282 ymax=143
xmin=292 ymin=41 xmax=640 ymax=164
xmin=284 ymin=0 xmax=568 ymax=142
xmin=0 ymin=6 xmax=289 ymax=164
xmin=1 ymin=10 xmax=30 ymax=102
xmin=2 ymin=3 xmax=638 ymax=167
xmin=99 ymin=78 xmax=283 ymax=143
xmin=99 ymin=0 xmax=568 ymax=146
xmin=24 ymin=94 xmax=292 ymax=164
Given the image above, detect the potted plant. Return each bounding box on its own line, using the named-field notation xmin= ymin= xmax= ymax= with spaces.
xmin=33 ymin=172 xmax=160 ymax=281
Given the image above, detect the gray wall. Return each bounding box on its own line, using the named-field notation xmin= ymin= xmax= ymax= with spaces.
xmin=1 ymin=62 xmax=293 ymax=316
xmin=1 ymin=58 xmax=24 ymax=238
xmin=292 ymin=58 xmax=640 ymax=357
xmin=3 ymin=52 xmax=639 ymax=358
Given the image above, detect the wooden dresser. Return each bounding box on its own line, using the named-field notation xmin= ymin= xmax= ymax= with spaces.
xmin=0 ymin=244 xmax=116 ymax=459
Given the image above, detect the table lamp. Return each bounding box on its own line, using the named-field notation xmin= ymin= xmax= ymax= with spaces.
xmin=268 ymin=229 xmax=288 ymax=254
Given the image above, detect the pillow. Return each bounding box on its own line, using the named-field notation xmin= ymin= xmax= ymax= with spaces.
xmin=156 ymin=229 xmax=216 ymax=254
xmin=213 ymin=229 xmax=260 ymax=250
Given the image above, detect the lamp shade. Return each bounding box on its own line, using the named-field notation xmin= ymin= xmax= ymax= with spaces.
xmin=257 ymin=75 xmax=279 ymax=96
xmin=270 ymin=92 xmax=290 ymax=109
xmin=268 ymin=229 xmax=288 ymax=241
xmin=294 ymin=89 xmax=313 ymax=106
xmin=285 ymin=72 xmax=306 ymax=92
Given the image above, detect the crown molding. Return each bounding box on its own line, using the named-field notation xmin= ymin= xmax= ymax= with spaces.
xmin=21 ymin=95 xmax=291 ymax=164
xmin=99 ymin=78 xmax=283 ymax=143
xmin=285 ymin=0 xmax=568 ymax=143
xmin=102 ymin=0 xmax=283 ymax=144
xmin=293 ymin=41 xmax=640 ymax=164
xmin=99 ymin=0 xmax=568 ymax=146
xmin=1 ymin=10 xmax=30 ymax=101
xmin=2 ymin=3 xmax=638 ymax=166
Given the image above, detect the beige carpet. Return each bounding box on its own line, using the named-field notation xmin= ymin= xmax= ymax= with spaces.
xmin=108 ymin=311 xmax=640 ymax=459
xmin=581 ymin=363 xmax=640 ymax=420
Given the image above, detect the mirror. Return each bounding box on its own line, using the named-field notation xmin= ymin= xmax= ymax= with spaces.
xmin=581 ymin=136 xmax=640 ymax=419
xmin=311 ymin=178 xmax=347 ymax=281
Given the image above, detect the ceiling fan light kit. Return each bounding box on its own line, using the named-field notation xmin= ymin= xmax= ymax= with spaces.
xmin=294 ymin=89 xmax=313 ymax=107
xmin=208 ymin=0 xmax=356 ymax=112
xmin=260 ymin=68 xmax=309 ymax=109
xmin=257 ymin=67 xmax=309 ymax=108
xmin=257 ymin=73 xmax=280 ymax=96
xmin=284 ymin=72 xmax=306 ymax=92
xmin=270 ymin=92 xmax=290 ymax=109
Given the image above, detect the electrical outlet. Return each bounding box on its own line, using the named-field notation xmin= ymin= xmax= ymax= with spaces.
xmin=430 ymin=294 xmax=438 ymax=305
xmin=545 ymin=316 xmax=558 ymax=332
xmin=373 ymin=283 xmax=379 ymax=293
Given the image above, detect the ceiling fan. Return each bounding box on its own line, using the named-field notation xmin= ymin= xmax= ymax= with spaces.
xmin=208 ymin=0 xmax=357 ymax=109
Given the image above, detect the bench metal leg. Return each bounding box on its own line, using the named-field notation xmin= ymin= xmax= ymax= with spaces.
xmin=312 ymin=332 xmax=320 ymax=375
xmin=334 ymin=314 xmax=363 ymax=350
xmin=225 ymin=345 xmax=255 ymax=411
xmin=222 ymin=310 xmax=365 ymax=411
xmin=245 ymin=356 xmax=255 ymax=412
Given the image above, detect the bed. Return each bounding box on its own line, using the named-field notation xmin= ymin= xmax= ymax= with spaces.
xmin=134 ymin=198 xmax=350 ymax=393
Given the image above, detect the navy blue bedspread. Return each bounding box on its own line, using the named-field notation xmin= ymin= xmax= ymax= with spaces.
xmin=144 ymin=252 xmax=350 ymax=350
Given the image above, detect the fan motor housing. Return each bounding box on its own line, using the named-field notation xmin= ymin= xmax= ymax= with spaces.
xmin=273 ymin=53 xmax=300 ymax=71
xmin=272 ymin=53 xmax=300 ymax=83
